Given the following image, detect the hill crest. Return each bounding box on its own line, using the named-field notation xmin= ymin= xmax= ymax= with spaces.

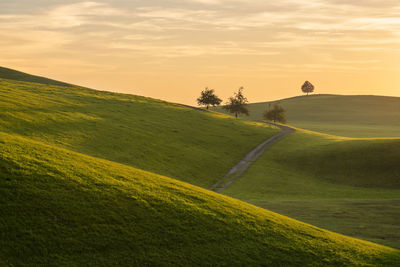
xmin=0 ymin=66 xmax=72 ymax=87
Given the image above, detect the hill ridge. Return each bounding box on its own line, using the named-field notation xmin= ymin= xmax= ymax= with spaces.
xmin=0 ymin=66 xmax=73 ymax=87
xmin=0 ymin=76 xmax=278 ymax=188
xmin=250 ymin=93 xmax=400 ymax=105
xmin=215 ymin=94 xmax=400 ymax=138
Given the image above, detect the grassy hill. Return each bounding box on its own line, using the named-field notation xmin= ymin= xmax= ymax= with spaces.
xmin=1 ymin=131 xmax=399 ymax=266
xmin=223 ymin=129 xmax=400 ymax=248
xmin=0 ymin=76 xmax=278 ymax=188
xmin=1 ymin=67 xmax=399 ymax=265
xmin=214 ymin=94 xmax=400 ymax=138
xmin=0 ymin=66 xmax=72 ymax=87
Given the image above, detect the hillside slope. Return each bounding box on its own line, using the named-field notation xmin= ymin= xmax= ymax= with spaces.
xmin=281 ymin=132 xmax=400 ymax=189
xmin=1 ymin=132 xmax=399 ymax=266
xmin=1 ymin=67 xmax=399 ymax=265
xmin=214 ymin=94 xmax=400 ymax=138
xmin=0 ymin=76 xmax=277 ymax=188
xmin=0 ymin=66 xmax=72 ymax=87
xmin=224 ymin=129 xmax=400 ymax=248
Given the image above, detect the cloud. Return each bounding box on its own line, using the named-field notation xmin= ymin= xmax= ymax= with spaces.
xmin=186 ymin=0 xmax=222 ymax=5
xmin=0 ymin=1 xmax=125 ymax=29
xmin=1 ymin=0 xmax=399 ymax=76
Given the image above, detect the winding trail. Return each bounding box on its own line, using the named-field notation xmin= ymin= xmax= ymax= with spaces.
xmin=210 ymin=123 xmax=295 ymax=193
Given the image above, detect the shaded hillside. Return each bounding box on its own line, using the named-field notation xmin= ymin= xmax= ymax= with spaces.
xmin=224 ymin=129 xmax=400 ymax=248
xmin=0 ymin=132 xmax=398 ymax=266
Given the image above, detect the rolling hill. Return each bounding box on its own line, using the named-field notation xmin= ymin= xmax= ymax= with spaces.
xmin=214 ymin=94 xmax=400 ymax=138
xmin=0 ymin=66 xmax=72 ymax=87
xmin=0 ymin=75 xmax=278 ymax=188
xmin=223 ymin=128 xmax=400 ymax=248
xmin=1 ymin=131 xmax=399 ymax=266
xmin=1 ymin=67 xmax=399 ymax=265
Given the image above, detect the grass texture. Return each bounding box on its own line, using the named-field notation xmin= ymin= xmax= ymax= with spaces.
xmin=1 ymin=132 xmax=399 ymax=266
xmin=224 ymin=129 xmax=400 ymax=248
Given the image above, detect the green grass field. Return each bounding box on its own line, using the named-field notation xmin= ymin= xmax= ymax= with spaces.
xmin=0 ymin=77 xmax=278 ymax=188
xmin=1 ymin=67 xmax=399 ymax=265
xmin=1 ymin=131 xmax=399 ymax=266
xmin=214 ymin=94 xmax=400 ymax=138
xmin=223 ymin=129 xmax=400 ymax=248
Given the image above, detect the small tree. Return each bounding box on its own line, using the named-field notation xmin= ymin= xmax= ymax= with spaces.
xmin=223 ymin=87 xmax=249 ymax=118
xmin=301 ymin=81 xmax=314 ymax=96
xmin=263 ymin=103 xmax=287 ymax=124
xmin=197 ymin=87 xmax=222 ymax=109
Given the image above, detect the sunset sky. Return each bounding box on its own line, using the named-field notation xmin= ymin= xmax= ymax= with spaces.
xmin=1 ymin=0 xmax=399 ymax=105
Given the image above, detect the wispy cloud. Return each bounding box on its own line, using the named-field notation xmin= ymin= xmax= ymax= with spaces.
xmin=1 ymin=0 xmax=399 ymax=103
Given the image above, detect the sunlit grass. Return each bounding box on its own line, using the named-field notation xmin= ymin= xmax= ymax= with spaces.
xmin=1 ymin=70 xmax=399 ymax=265
xmin=0 ymin=77 xmax=277 ymax=188
xmin=1 ymin=131 xmax=399 ymax=266
xmin=291 ymin=125 xmax=400 ymax=141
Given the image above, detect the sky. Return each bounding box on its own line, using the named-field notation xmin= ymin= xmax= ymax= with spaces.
xmin=1 ymin=0 xmax=399 ymax=105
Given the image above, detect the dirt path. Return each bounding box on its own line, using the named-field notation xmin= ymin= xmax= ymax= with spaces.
xmin=210 ymin=123 xmax=295 ymax=193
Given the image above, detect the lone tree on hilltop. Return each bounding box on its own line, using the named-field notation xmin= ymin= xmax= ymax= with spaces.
xmin=301 ymin=81 xmax=314 ymax=96
xmin=197 ymin=87 xmax=222 ymax=109
xmin=263 ymin=103 xmax=287 ymax=124
xmin=223 ymin=87 xmax=249 ymax=118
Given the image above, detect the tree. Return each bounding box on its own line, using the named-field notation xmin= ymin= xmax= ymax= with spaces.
xmin=301 ymin=81 xmax=314 ymax=96
xmin=263 ymin=103 xmax=287 ymax=124
xmin=223 ymin=87 xmax=249 ymax=118
xmin=197 ymin=87 xmax=222 ymax=109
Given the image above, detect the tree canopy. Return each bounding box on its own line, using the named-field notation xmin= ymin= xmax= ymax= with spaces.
xmin=301 ymin=81 xmax=314 ymax=96
xmin=223 ymin=87 xmax=249 ymax=118
xmin=197 ymin=87 xmax=222 ymax=109
xmin=263 ymin=104 xmax=287 ymax=124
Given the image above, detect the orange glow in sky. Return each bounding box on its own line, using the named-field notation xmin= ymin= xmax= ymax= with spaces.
xmin=1 ymin=1 xmax=399 ymax=105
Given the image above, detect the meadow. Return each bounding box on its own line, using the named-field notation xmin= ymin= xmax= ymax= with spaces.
xmin=0 ymin=76 xmax=277 ymax=188
xmin=1 ymin=68 xmax=399 ymax=265
xmin=1 ymin=131 xmax=399 ymax=266
xmin=223 ymin=129 xmax=400 ymax=248
xmin=214 ymin=94 xmax=400 ymax=138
